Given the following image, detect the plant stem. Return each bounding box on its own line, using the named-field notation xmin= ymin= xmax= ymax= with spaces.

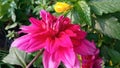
xmin=26 ymin=49 xmax=44 ymax=68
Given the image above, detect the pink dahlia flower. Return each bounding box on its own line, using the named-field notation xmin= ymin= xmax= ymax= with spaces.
xmin=11 ymin=10 xmax=99 ymax=68
xmin=81 ymin=50 xmax=103 ymax=68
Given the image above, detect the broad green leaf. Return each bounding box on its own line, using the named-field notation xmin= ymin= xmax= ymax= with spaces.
xmin=95 ymin=17 xmax=120 ymax=40
xmin=89 ymin=0 xmax=120 ymax=15
xmin=74 ymin=1 xmax=91 ymax=25
xmin=101 ymin=46 xmax=120 ymax=66
xmin=70 ymin=10 xmax=82 ymax=24
xmin=2 ymin=47 xmax=27 ymax=68
xmin=108 ymin=48 xmax=120 ymax=64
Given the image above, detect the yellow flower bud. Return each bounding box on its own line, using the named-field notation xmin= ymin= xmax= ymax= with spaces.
xmin=54 ymin=2 xmax=72 ymax=13
xmin=109 ymin=60 xmax=113 ymax=66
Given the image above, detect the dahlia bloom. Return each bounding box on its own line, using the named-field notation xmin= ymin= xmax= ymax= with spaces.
xmin=11 ymin=10 xmax=99 ymax=68
xmin=81 ymin=50 xmax=103 ymax=68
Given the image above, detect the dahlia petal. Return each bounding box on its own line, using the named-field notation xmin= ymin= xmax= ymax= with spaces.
xmin=40 ymin=10 xmax=56 ymax=27
xmin=73 ymin=57 xmax=81 ymax=68
xmin=82 ymin=55 xmax=103 ymax=68
xmin=66 ymin=24 xmax=86 ymax=39
xmin=56 ymin=32 xmax=73 ymax=47
xmin=93 ymin=57 xmax=103 ymax=68
xmin=24 ymin=33 xmax=48 ymax=52
xmin=11 ymin=35 xmax=32 ymax=52
xmin=62 ymin=17 xmax=71 ymax=24
xmin=75 ymin=39 xmax=97 ymax=55
xmin=45 ymin=38 xmax=58 ymax=53
xmin=20 ymin=26 xmax=32 ymax=33
xmin=81 ymin=55 xmax=94 ymax=68
xmin=11 ymin=35 xmax=30 ymax=47
xmin=60 ymin=48 xmax=75 ymax=67
xmin=20 ymin=25 xmax=40 ymax=33
xmin=43 ymin=51 xmax=60 ymax=68
xmin=25 ymin=40 xmax=45 ymax=53
xmin=64 ymin=56 xmax=81 ymax=68
xmin=65 ymin=29 xmax=76 ymax=37
xmin=29 ymin=17 xmax=41 ymax=27
xmin=11 ymin=34 xmax=45 ymax=53
xmin=30 ymin=32 xmax=48 ymax=41
xmin=76 ymin=30 xmax=87 ymax=40
xmin=53 ymin=17 xmax=61 ymax=32
xmin=68 ymin=24 xmax=80 ymax=31
xmin=40 ymin=10 xmax=47 ymax=21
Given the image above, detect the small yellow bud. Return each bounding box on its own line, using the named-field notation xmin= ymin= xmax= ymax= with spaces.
xmin=54 ymin=2 xmax=72 ymax=13
xmin=77 ymin=55 xmax=82 ymax=68
xmin=109 ymin=60 xmax=113 ymax=66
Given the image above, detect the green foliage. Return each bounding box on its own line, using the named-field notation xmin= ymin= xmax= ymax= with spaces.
xmin=0 ymin=50 xmax=14 ymax=68
xmin=101 ymin=46 xmax=120 ymax=68
xmin=26 ymin=52 xmax=43 ymax=68
xmin=74 ymin=0 xmax=91 ymax=25
xmin=3 ymin=47 xmax=27 ymax=68
xmin=0 ymin=0 xmax=120 ymax=68
xmin=66 ymin=0 xmax=91 ymax=25
xmin=95 ymin=17 xmax=120 ymax=40
xmin=0 ymin=0 xmax=17 ymax=22
xmin=89 ymin=0 xmax=120 ymax=15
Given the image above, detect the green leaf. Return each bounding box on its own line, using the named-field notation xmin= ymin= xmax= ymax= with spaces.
xmin=6 ymin=30 xmax=16 ymax=39
xmin=9 ymin=8 xmax=16 ymax=22
xmin=25 ymin=52 xmax=43 ymax=68
xmin=101 ymin=46 xmax=110 ymax=61
xmin=0 ymin=1 xmax=10 ymax=17
xmin=101 ymin=46 xmax=120 ymax=66
xmin=89 ymin=0 xmax=120 ymax=15
xmin=33 ymin=56 xmax=42 ymax=67
xmin=5 ymin=23 xmax=17 ymax=30
xmin=114 ymin=40 xmax=120 ymax=53
xmin=95 ymin=17 xmax=120 ymax=40
xmin=0 ymin=0 xmax=16 ymax=21
xmin=70 ymin=10 xmax=81 ymax=24
xmin=108 ymin=48 xmax=120 ymax=64
xmin=74 ymin=1 xmax=91 ymax=25
xmin=2 ymin=47 xmax=27 ymax=68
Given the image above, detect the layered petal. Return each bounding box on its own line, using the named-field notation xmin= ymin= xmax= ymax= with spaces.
xmin=11 ymin=35 xmax=45 ymax=53
xmin=56 ymin=32 xmax=73 ymax=48
xmin=11 ymin=35 xmax=30 ymax=48
xmin=29 ymin=17 xmax=42 ymax=27
xmin=45 ymin=38 xmax=57 ymax=54
xmin=43 ymin=51 xmax=60 ymax=68
xmin=75 ymin=39 xmax=98 ymax=56
xmin=40 ymin=10 xmax=56 ymax=29
xmin=64 ymin=29 xmax=76 ymax=37
xmin=93 ymin=57 xmax=103 ymax=68
xmin=81 ymin=55 xmax=103 ymax=68
xmin=58 ymin=47 xmax=75 ymax=68
xmin=81 ymin=55 xmax=94 ymax=68
xmin=73 ymin=56 xmax=81 ymax=68
xmin=64 ymin=55 xmax=81 ymax=68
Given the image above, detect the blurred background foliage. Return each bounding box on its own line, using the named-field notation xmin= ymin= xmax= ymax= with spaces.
xmin=0 ymin=0 xmax=120 ymax=68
